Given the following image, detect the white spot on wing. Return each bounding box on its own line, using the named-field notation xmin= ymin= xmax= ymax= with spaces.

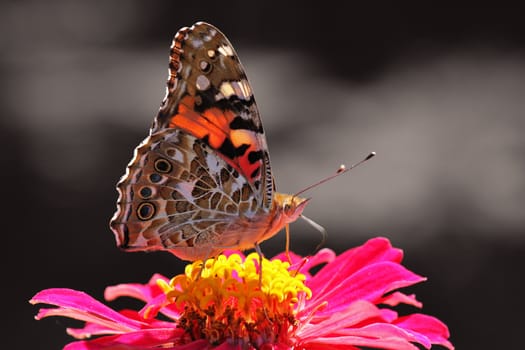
xmin=206 ymin=153 xmax=221 ymax=175
xmin=219 ymin=81 xmax=235 ymax=98
xmin=217 ymin=80 xmax=252 ymax=101
xmin=190 ymin=38 xmax=204 ymax=48
xmin=196 ymin=75 xmax=210 ymax=91
xmin=232 ymin=80 xmax=252 ymax=99
xmin=199 ymin=60 xmax=210 ymax=71
xmin=230 ymin=176 xmax=245 ymax=192
xmin=176 ymin=181 xmax=195 ymax=200
xmin=218 ymin=44 xmax=234 ymax=57
xmin=172 ymin=148 xmax=184 ymax=163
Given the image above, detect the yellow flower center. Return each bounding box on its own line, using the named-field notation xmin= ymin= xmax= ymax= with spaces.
xmin=157 ymin=253 xmax=311 ymax=347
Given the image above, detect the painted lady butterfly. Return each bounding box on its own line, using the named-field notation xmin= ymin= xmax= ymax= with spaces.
xmin=110 ymin=22 xmax=310 ymax=261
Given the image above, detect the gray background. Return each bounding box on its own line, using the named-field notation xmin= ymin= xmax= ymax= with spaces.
xmin=3 ymin=1 xmax=524 ymax=349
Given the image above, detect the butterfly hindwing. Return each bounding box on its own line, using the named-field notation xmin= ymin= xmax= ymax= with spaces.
xmin=111 ymin=129 xmax=267 ymax=260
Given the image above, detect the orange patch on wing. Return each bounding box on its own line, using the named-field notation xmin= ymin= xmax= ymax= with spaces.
xmin=170 ymin=109 xmax=209 ymax=139
xmin=170 ymin=96 xmax=237 ymax=149
xmin=231 ymin=130 xmax=261 ymax=181
xmin=168 ymin=96 xmax=262 ymax=182
xmin=202 ymin=108 xmax=232 ymax=132
xmin=230 ymin=129 xmax=256 ymax=148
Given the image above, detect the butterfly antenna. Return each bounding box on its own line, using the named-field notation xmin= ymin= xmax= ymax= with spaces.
xmin=293 ymin=152 xmax=376 ymax=198
xmin=293 ymin=152 xmax=376 ymax=262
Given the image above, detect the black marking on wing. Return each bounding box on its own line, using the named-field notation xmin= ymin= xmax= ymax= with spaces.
xmin=250 ymin=167 xmax=260 ymax=179
xmin=248 ymin=150 xmax=264 ymax=164
xmin=229 ymin=115 xmax=263 ymax=133
xmin=193 ymin=84 xmax=256 ymax=115
xmin=119 ymin=225 xmax=130 ymax=249
xmin=235 ymin=143 xmax=250 ymax=156
xmin=202 ymin=135 xmax=251 ymax=160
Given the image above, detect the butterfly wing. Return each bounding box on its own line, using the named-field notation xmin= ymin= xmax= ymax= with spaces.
xmin=153 ymin=22 xmax=273 ymax=206
xmin=110 ymin=22 xmax=275 ymax=260
xmin=110 ymin=129 xmax=268 ymax=260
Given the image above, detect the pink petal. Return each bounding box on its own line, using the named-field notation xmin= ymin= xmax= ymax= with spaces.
xmin=295 ymin=249 xmax=336 ymax=279
xmin=274 ymin=248 xmax=336 ymax=280
xmin=105 ymin=275 xmax=181 ymax=320
xmin=63 ymin=328 xmax=189 ymax=350
xmin=379 ymin=292 xmax=423 ymax=308
xmin=67 ymin=310 xmax=176 ymax=339
xmin=31 ymin=288 xmax=146 ymax=333
xmin=104 ymin=274 xmax=169 ymax=302
xmin=66 ymin=321 xmax=122 ymax=339
xmin=138 ymin=293 xmax=169 ymax=320
xmin=307 ymin=238 xmax=403 ymax=296
xmin=378 ymin=308 xmax=399 ymax=323
xmin=304 ymin=335 xmax=420 ymax=350
xmin=302 ymin=344 xmax=360 ymax=350
xmin=271 ymin=248 xmax=336 ymax=281
xmin=332 ymin=323 xmax=430 ymax=349
xmin=303 ymin=317 xmax=430 ymax=349
xmin=306 ymin=261 xmax=425 ymax=316
xmin=298 ymin=300 xmax=383 ymax=339
xmin=394 ymin=314 xmax=454 ymax=350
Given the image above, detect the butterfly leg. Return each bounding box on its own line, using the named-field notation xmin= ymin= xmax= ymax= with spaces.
xmin=193 ymin=259 xmax=205 ymax=281
xmin=195 ymin=246 xmax=216 ymax=281
xmin=255 ymin=243 xmax=275 ymax=324
xmin=283 ymin=223 xmax=308 ymax=277
xmin=254 ymin=243 xmax=265 ymax=287
xmin=285 ymin=223 xmax=292 ymax=263
xmin=292 ymin=256 xmax=309 ymax=277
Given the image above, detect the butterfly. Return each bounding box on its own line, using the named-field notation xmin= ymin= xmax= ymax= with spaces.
xmin=109 ymin=22 xmax=310 ymax=261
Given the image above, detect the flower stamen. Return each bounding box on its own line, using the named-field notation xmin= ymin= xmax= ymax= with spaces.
xmin=158 ymin=253 xmax=311 ymax=347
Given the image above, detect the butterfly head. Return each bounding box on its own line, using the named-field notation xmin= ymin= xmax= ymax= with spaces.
xmin=274 ymin=192 xmax=310 ymax=224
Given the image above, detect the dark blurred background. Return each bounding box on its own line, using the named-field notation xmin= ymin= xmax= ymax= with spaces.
xmin=3 ymin=1 xmax=524 ymax=348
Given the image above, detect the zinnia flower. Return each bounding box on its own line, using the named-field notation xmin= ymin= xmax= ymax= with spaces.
xmin=31 ymin=237 xmax=453 ymax=349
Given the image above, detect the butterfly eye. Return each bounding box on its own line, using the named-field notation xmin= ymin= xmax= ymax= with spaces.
xmin=284 ymin=203 xmax=291 ymax=212
xmin=137 ymin=202 xmax=156 ymax=221
xmin=154 ymin=158 xmax=172 ymax=173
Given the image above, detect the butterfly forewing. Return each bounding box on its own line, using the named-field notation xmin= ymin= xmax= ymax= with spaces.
xmin=110 ymin=22 xmax=283 ymax=260
xmin=153 ymin=22 xmax=273 ymax=206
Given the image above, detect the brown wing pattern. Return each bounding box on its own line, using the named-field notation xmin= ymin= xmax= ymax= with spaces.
xmin=110 ymin=129 xmax=269 ymax=260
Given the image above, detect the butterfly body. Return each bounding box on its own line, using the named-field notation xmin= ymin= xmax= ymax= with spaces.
xmin=110 ymin=22 xmax=308 ymax=261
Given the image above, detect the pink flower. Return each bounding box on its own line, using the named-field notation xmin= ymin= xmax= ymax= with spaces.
xmin=31 ymin=237 xmax=453 ymax=349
